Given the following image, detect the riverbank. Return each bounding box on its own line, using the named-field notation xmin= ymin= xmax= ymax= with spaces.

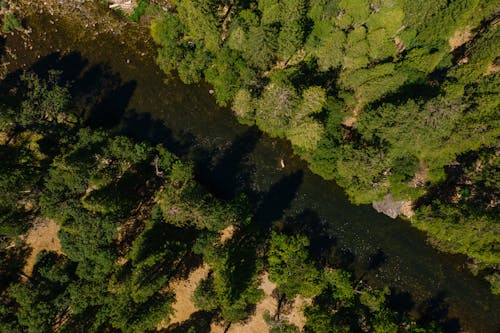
xmin=4 ymin=1 xmax=500 ymax=332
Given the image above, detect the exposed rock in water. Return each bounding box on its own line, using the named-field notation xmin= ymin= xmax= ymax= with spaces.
xmin=372 ymin=194 xmax=414 ymax=219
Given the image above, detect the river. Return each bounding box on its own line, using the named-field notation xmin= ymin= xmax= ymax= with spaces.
xmin=4 ymin=2 xmax=500 ymax=332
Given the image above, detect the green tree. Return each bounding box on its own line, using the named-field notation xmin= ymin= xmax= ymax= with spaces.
xmin=268 ymin=232 xmax=323 ymax=298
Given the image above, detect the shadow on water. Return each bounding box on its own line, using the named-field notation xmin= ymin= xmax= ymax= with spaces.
xmin=254 ymin=171 xmax=304 ymax=229
xmin=85 ymin=79 xmax=137 ymax=128
xmin=8 ymin=43 xmax=500 ymax=332
xmin=387 ymin=289 xmax=415 ymax=314
xmin=419 ymin=292 xmax=461 ymax=333
xmin=200 ymin=127 xmax=261 ymax=199
xmin=367 ymin=248 xmax=387 ymax=272
xmin=281 ymin=209 xmax=336 ymax=263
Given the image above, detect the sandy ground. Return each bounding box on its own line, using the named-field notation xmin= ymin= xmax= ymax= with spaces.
xmin=158 ymin=264 xmax=210 ymax=329
xmin=219 ymin=224 xmax=236 ymax=244
xmin=22 ymin=217 xmax=62 ymax=276
xmin=163 ymin=268 xmax=310 ymax=332
xmin=210 ymin=274 xmax=310 ymax=333
xmin=449 ymin=26 xmax=474 ymax=50
xmin=108 ymin=0 xmax=137 ymax=15
xmin=485 ymin=61 xmax=500 ymax=75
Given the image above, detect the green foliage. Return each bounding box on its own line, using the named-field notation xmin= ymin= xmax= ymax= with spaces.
xmin=268 ymin=232 xmax=323 ymax=298
xmin=174 ymin=0 xmax=221 ymax=52
xmin=485 ymin=273 xmax=500 ymax=296
xmin=323 ymin=269 xmax=354 ymax=302
xmin=193 ymin=235 xmax=264 ymax=323
xmin=192 ymin=274 xmax=219 ymax=311
xmin=1 ymin=13 xmax=21 ymax=33
xmin=129 ymin=0 xmax=149 ymax=22
xmin=232 ymin=89 xmax=255 ymax=125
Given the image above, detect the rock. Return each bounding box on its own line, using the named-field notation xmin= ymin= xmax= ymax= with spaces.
xmin=372 ymin=194 xmax=414 ymax=219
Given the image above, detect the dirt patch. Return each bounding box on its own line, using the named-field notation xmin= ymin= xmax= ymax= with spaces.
xmin=210 ymin=274 xmax=310 ymax=332
xmin=219 ymin=224 xmax=236 ymax=244
xmin=485 ymin=60 xmax=500 ymax=75
xmin=408 ymin=162 xmax=428 ymax=188
xmin=286 ymin=295 xmax=312 ymax=330
xmin=373 ymin=194 xmax=414 ymax=219
xmin=449 ymin=26 xmax=474 ymax=50
xmin=22 ymin=217 xmax=62 ymax=277
xmin=160 ymin=264 xmax=210 ymax=329
xmin=211 ymin=273 xmax=278 ymax=333
xmin=342 ymin=105 xmax=361 ymax=127
xmin=399 ymin=201 xmax=415 ymax=218
xmin=109 ymin=0 xmax=137 ymax=15
xmin=394 ymin=37 xmax=406 ymax=53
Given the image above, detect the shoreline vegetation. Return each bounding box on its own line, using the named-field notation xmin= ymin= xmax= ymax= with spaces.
xmin=145 ymin=0 xmax=499 ymax=294
xmin=0 ymin=0 xmax=498 ymax=332
xmin=0 ymin=68 xmax=445 ymax=332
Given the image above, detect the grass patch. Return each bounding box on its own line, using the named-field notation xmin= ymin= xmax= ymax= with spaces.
xmin=130 ymin=0 xmax=149 ymax=22
xmin=2 ymin=13 xmax=22 ymax=33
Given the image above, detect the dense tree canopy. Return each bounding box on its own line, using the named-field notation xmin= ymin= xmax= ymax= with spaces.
xmin=151 ymin=0 xmax=500 ymax=293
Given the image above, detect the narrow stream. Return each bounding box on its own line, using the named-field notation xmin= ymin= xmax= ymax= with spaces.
xmin=4 ymin=4 xmax=499 ymax=332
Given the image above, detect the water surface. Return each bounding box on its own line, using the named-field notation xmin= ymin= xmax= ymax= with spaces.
xmin=5 ymin=5 xmax=499 ymax=332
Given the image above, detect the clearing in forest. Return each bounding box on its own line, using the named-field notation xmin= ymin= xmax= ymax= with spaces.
xmin=22 ymin=217 xmax=62 ymax=277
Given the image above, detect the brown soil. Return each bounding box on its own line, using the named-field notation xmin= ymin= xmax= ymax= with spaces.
xmin=109 ymin=0 xmax=137 ymax=15
xmin=400 ymin=201 xmax=415 ymax=218
xmin=342 ymin=105 xmax=361 ymax=127
xmin=211 ymin=274 xmax=310 ymax=333
xmin=160 ymin=264 xmax=210 ymax=329
xmin=22 ymin=217 xmax=62 ymax=277
xmin=485 ymin=61 xmax=500 ymax=75
xmin=449 ymin=26 xmax=474 ymax=50
xmin=164 ymin=270 xmax=310 ymax=332
xmin=219 ymin=224 xmax=236 ymax=244
xmin=408 ymin=162 xmax=428 ymax=188
xmin=394 ymin=37 xmax=406 ymax=53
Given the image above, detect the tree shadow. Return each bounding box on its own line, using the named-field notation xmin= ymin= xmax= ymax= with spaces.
xmin=414 ymin=147 xmax=498 ymax=215
xmin=387 ymin=289 xmax=414 ymax=314
xmin=418 ymin=291 xmax=461 ymax=333
xmin=366 ymin=248 xmax=387 ymax=271
xmin=281 ymin=209 xmax=337 ymax=263
xmin=163 ymin=310 xmax=213 ymax=333
xmin=254 ymin=171 xmax=304 ymax=229
xmin=22 ymin=51 xmax=89 ymax=84
xmin=200 ymin=127 xmax=261 ymax=199
xmin=0 ymin=244 xmax=30 ymax=290
xmin=368 ymin=81 xmax=441 ymax=110
xmin=1 ymin=51 xmax=139 ymax=132
xmin=84 ymin=79 xmax=137 ymax=129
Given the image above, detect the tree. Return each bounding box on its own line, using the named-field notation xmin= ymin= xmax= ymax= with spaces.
xmin=255 ymin=83 xmax=298 ymax=138
xmin=268 ymin=232 xmax=323 ymax=298
xmin=232 ymin=89 xmax=255 ymax=125
xmin=287 ymin=120 xmax=324 ymax=150
xmin=174 ymin=0 xmax=221 ymax=52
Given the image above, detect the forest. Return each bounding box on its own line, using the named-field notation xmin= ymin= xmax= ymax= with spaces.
xmin=150 ymin=0 xmax=499 ymax=293
xmin=0 ymin=0 xmax=499 ymax=332
xmin=0 ymin=69 xmax=447 ymax=332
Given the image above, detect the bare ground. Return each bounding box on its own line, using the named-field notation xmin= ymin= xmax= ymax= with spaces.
xmin=485 ymin=61 xmax=500 ymax=75
xmin=211 ymin=274 xmax=310 ymax=333
xmin=21 ymin=217 xmax=62 ymax=277
xmin=108 ymin=0 xmax=137 ymax=15
xmin=449 ymin=26 xmax=474 ymax=50
xmin=159 ymin=264 xmax=210 ymax=329
xmin=164 ymin=270 xmax=310 ymax=332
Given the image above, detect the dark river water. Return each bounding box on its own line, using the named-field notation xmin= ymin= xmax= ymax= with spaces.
xmin=4 ymin=4 xmax=499 ymax=332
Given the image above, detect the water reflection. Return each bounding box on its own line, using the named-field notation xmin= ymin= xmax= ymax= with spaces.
xmin=5 ymin=17 xmax=500 ymax=332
